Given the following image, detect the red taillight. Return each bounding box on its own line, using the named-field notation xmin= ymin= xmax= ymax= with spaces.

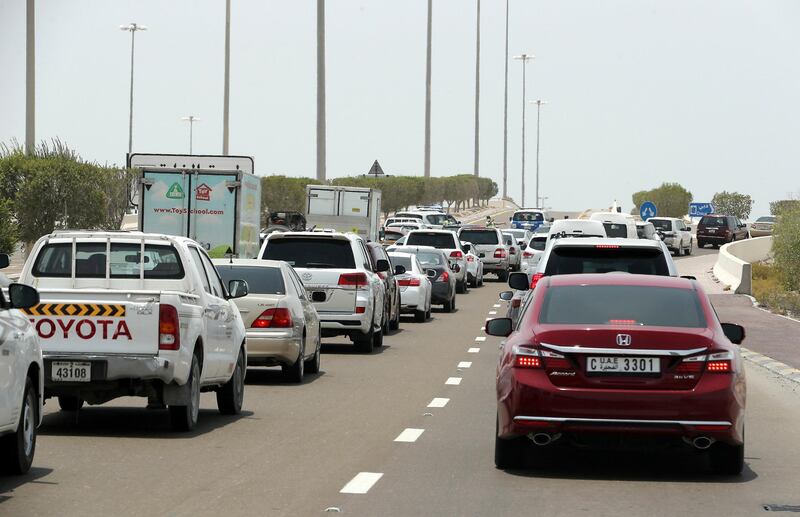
xmin=159 ymin=304 xmax=181 ymax=351
xmin=398 ymin=277 xmax=421 ymax=287
xmin=436 ymin=271 xmax=450 ymax=283
xmin=608 ymin=319 xmax=637 ymax=325
xmin=513 ymin=346 xmax=542 ymax=369
xmin=355 ymin=306 xmax=366 ymax=314
xmin=706 ymin=352 xmax=733 ymax=373
xmin=338 ymin=272 xmax=368 ymax=287
xmin=530 ymin=272 xmax=544 ymax=289
xmin=595 ymin=244 xmax=620 ymax=249
xmin=494 ymin=248 xmax=507 ymax=258
xmin=523 ymin=250 xmax=534 ymax=258
xmin=450 ymin=250 xmax=463 ymax=259
xmin=252 ymin=308 xmax=293 ymax=328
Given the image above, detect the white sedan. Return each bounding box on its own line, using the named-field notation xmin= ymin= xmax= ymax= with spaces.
xmin=388 ymin=252 xmax=432 ymax=322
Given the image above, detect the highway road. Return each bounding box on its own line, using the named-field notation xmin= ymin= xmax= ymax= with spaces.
xmin=4 ymin=220 xmax=799 ymax=517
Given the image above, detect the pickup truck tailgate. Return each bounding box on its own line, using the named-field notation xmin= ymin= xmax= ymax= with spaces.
xmin=23 ymin=292 xmax=160 ymax=355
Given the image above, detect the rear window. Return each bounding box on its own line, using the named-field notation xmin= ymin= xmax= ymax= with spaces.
xmin=756 ymin=216 xmax=775 ymax=223
xmin=539 ymin=285 xmax=706 ymax=328
xmin=415 ymin=251 xmax=445 ymax=266
xmin=530 ymin=237 xmax=547 ymax=251
xmin=216 ymin=266 xmax=285 ymax=295
xmin=425 ymin=214 xmax=448 ymax=225
xmin=459 ymin=230 xmax=499 ymax=245
xmin=512 ymin=212 xmax=544 ymax=222
xmin=262 ymin=238 xmax=355 ymax=268
xmin=700 ymin=216 xmax=728 ymax=227
xmin=32 ymin=242 xmax=184 ymax=279
xmin=544 ymin=246 xmax=669 ymax=276
xmin=389 ymin=254 xmax=413 ymax=271
xmin=602 ymin=223 xmax=628 ymax=238
xmin=406 ymin=232 xmax=457 ymax=249
xmin=650 ymin=219 xmax=671 ymax=231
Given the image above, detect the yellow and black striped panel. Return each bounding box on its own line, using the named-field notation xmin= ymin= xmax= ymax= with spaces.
xmin=23 ymin=303 xmax=126 ymax=318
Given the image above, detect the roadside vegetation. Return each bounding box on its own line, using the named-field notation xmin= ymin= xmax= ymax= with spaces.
xmin=752 ymin=205 xmax=800 ymax=317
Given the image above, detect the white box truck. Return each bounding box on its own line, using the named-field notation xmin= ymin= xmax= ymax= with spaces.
xmin=131 ymin=153 xmax=262 ymax=258
xmin=305 ymin=185 xmax=382 ymax=242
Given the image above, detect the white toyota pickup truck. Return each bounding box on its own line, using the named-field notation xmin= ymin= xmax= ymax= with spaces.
xmin=18 ymin=231 xmax=249 ymax=431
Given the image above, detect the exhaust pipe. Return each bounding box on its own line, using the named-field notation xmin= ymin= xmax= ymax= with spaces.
xmin=692 ymin=436 xmax=714 ymax=450
xmin=529 ymin=433 xmax=562 ymax=446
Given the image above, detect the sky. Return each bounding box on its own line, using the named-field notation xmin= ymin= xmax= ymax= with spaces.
xmin=2 ymin=0 xmax=799 ymax=218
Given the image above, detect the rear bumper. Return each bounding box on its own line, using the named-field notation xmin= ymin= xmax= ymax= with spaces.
xmin=245 ymin=330 xmax=302 ymax=365
xmin=481 ymin=258 xmax=509 ymax=271
xmin=749 ymin=229 xmax=771 ymax=237
xmin=431 ymin=282 xmax=453 ymax=304
xmin=697 ymin=234 xmax=730 ymax=243
xmin=43 ymin=353 xmax=175 ymax=390
xmin=400 ymin=287 xmax=426 ymax=311
xmin=318 ymin=313 xmax=370 ymax=335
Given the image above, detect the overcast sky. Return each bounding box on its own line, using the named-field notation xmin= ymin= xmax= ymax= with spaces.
xmin=2 ymin=0 xmax=799 ymax=217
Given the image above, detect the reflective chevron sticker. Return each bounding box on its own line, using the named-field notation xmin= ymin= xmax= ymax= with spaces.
xmin=23 ymin=303 xmax=126 ymax=317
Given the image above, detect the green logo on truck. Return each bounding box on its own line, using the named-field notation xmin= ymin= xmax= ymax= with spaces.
xmin=166 ymin=182 xmax=185 ymax=199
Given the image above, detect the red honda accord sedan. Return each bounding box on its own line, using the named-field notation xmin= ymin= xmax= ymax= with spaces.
xmin=487 ymin=274 xmax=746 ymax=475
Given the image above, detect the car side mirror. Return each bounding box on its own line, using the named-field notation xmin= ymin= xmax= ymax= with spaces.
xmin=520 ymin=243 xmax=527 ymax=250
xmin=227 ymin=279 xmax=249 ymax=299
xmin=485 ymin=318 xmax=513 ymax=337
xmin=462 ymin=244 xmax=471 ymax=253
xmin=456 ymin=220 xmax=462 ymax=225
xmin=508 ymin=216 xmax=513 ymax=221
xmin=721 ymin=323 xmax=745 ymax=344
xmin=499 ymin=290 xmax=514 ymax=301
xmin=508 ymin=272 xmax=530 ymax=291
xmin=311 ymin=291 xmax=327 ymax=303
xmin=394 ymin=265 xmax=406 ymax=275
xmin=376 ymin=259 xmax=390 ymax=272
xmin=0 ymin=253 xmax=9 ymax=269
xmin=8 ymin=283 xmax=40 ymax=309
xmin=549 ymin=217 xmax=555 ymax=223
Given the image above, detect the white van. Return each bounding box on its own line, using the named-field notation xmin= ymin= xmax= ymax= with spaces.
xmin=588 ymin=212 xmax=638 ymax=239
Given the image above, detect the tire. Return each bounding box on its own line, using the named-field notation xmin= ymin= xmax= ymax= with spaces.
xmin=494 ymin=415 xmax=526 ymax=469
xmin=456 ymin=279 xmax=467 ymax=294
xmin=372 ymin=327 xmax=384 ymax=348
xmin=304 ymin=333 xmax=321 ymax=374
xmin=686 ymin=239 xmax=693 ymax=255
xmin=58 ymin=395 xmax=84 ymax=412
xmin=354 ymin=326 xmax=374 ymax=353
xmin=697 ymin=239 xmax=705 ymax=248
xmin=415 ymin=309 xmax=426 ymax=322
xmin=1 ymin=377 xmax=37 ymax=474
xmin=675 ymin=245 xmax=683 ymax=257
xmin=170 ymin=353 xmax=201 ymax=432
xmin=497 ymin=270 xmax=509 ymax=282
xmin=389 ymin=296 xmax=400 ymax=331
xmin=282 ymin=338 xmax=305 ymax=383
xmin=709 ymin=442 xmax=744 ymax=475
xmin=442 ymin=295 xmax=454 ymax=313
xmin=218 ymin=346 xmax=246 ymax=414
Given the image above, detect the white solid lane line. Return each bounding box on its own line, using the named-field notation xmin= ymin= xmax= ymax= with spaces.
xmin=340 ymin=472 xmax=384 ymax=494
xmin=468 ymin=347 xmax=480 ymax=353
xmin=428 ymin=398 xmax=449 ymax=408
xmin=458 ymin=361 xmax=472 ymax=368
xmin=445 ymin=377 xmax=462 ymax=385
xmin=475 ymin=336 xmax=486 ymax=342
xmin=394 ymin=428 xmax=425 ymax=443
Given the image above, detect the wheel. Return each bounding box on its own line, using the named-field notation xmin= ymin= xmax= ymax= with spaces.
xmin=218 ymin=346 xmax=246 ymax=414
xmin=497 ymin=270 xmax=509 ymax=282
xmin=686 ymin=239 xmax=693 ymax=255
xmin=170 ymin=353 xmax=201 ymax=432
xmin=58 ymin=395 xmax=84 ymax=411
xmin=304 ymin=332 xmax=321 ymax=374
xmin=0 ymin=377 xmax=37 ymax=474
xmin=709 ymin=442 xmax=744 ymax=475
xmin=675 ymin=244 xmax=683 ymax=257
xmin=389 ymin=296 xmax=400 ymax=331
xmin=282 ymin=338 xmax=305 ymax=383
xmin=354 ymin=326 xmax=375 ymax=353
xmin=442 ymin=295 xmax=454 ymax=313
xmin=494 ymin=415 xmax=526 ymax=469
xmin=415 ymin=309 xmax=426 ymax=322
xmin=372 ymin=327 xmax=384 ymax=348
xmin=697 ymin=239 xmax=705 ymax=248
xmin=456 ymin=280 xmax=466 ymax=294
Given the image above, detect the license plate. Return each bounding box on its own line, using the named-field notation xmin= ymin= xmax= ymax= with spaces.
xmin=51 ymin=361 xmax=91 ymax=382
xmin=707 ymin=229 xmax=716 ymax=233
xmin=586 ymin=356 xmax=660 ymax=374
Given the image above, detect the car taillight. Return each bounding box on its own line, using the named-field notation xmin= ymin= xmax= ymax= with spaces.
xmin=706 ymin=351 xmax=733 ymax=373
xmin=467 ymin=255 xmax=474 ymax=262
xmin=252 ymin=308 xmax=293 ymax=328
xmin=595 ymin=244 xmax=620 ymax=249
xmin=523 ymin=250 xmax=534 ymax=258
xmin=398 ymin=277 xmax=421 ymax=287
xmin=450 ymin=250 xmax=463 ymax=259
xmin=494 ymin=248 xmax=507 ymax=258
xmin=338 ymin=272 xmax=368 ymax=287
xmin=355 ymin=306 xmax=366 ymax=314
xmin=530 ymin=272 xmax=544 ymax=289
xmin=676 ymin=354 xmax=706 ymax=373
xmin=159 ymin=304 xmax=181 ymax=351
xmin=436 ymin=271 xmax=449 ymax=283
xmin=513 ymin=345 xmax=542 ymax=368
xmin=541 ymin=349 xmax=571 ymax=369
xmin=608 ymin=319 xmax=637 ymax=325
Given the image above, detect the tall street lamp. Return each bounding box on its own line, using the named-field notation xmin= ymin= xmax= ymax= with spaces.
xmin=120 ymin=22 xmax=147 ymax=158
xmin=473 ymin=0 xmax=481 ymax=177
xmin=513 ymin=53 xmax=534 ymax=206
xmin=181 ymin=116 xmax=200 ymax=154
xmin=316 ymin=0 xmax=326 ymax=181
xmin=25 ymin=0 xmax=35 ymax=155
xmin=530 ymin=99 xmax=547 ymax=208
xmin=501 ymin=0 xmax=509 ymax=198
xmin=222 ymin=0 xmax=231 ymax=155
xmin=423 ymin=0 xmax=432 ymax=178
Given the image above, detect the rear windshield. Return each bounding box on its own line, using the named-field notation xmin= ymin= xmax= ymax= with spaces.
xmin=530 ymin=237 xmax=547 ymax=251
xmin=544 ymin=246 xmax=669 ymax=276
xmin=262 ymin=238 xmax=355 ymax=268
xmin=216 ymin=266 xmax=285 ymax=295
xmin=602 ymin=222 xmax=628 ymax=238
xmin=756 ymin=216 xmax=775 ymax=223
xmin=512 ymin=212 xmax=544 ymax=222
xmin=406 ymin=232 xmax=456 ymax=249
xmin=539 ymin=285 xmax=706 ymax=328
xmin=414 ymin=251 xmax=445 ymax=266
xmin=700 ymin=216 xmax=728 ymax=227
xmin=459 ymin=230 xmax=499 ymax=245
xmin=650 ymin=219 xmax=671 ymax=231
xmin=389 ymin=254 xmax=413 ymax=271
xmin=32 ymin=242 xmax=184 ymax=279
xmin=425 ymin=214 xmax=448 ymax=225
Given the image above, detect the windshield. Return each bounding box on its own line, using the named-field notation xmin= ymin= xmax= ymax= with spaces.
xmin=539 ymin=285 xmax=706 ymax=328
xmin=406 ymin=232 xmax=457 ymax=249
xmin=530 ymin=237 xmax=547 ymax=251
xmin=544 ymin=246 xmax=670 ymax=276
xmin=216 ymin=265 xmax=285 ymax=294
xmin=512 ymin=211 xmax=544 ymax=222
xmin=756 ymin=216 xmax=775 ymax=223
xmin=459 ymin=230 xmax=499 ymax=245
xmin=650 ymin=219 xmax=672 ymax=231
xmin=262 ymin=238 xmax=356 ymax=268
xmin=32 ymin=242 xmax=184 ymax=279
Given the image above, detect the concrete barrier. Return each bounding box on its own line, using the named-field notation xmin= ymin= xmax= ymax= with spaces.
xmin=712 ymin=236 xmax=773 ymax=294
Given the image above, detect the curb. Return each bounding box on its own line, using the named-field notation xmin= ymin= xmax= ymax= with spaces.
xmin=740 ymin=347 xmax=800 ymax=386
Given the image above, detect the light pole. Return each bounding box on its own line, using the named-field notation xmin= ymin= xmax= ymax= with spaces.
xmin=25 ymin=0 xmax=35 ymax=155
xmin=181 ymin=116 xmax=200 ymax=154
xmin=530 ymin=99 xmax=547 ymax=208
xmin=222 ymin=0 xmax=231 ymax=155
xmin=473 ymin=0 xmax=481 ymax=177
xmin=501 ymin=0 xmax=509 ymax=198
xmin=513 ymin=53 xmax=534 ymax=206
xmin=316 ymin=0 xmax=326 ymax=181
xmin=423 ymin=0 xmax=432 ymax=177
xmin=120 ymin=23 xmax=147 ymax=158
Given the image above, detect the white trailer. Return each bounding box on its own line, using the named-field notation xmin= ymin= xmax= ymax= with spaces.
xmin=305 ymin=185 xmax=382 ymax=242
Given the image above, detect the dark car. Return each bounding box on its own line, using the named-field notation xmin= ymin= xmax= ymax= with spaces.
xmin=488 ymin=274 xmax=746 ymax=475
xmin=389 ymin=246 xmax=457 ymax=312
xmin=697 ymin=215 xmax=749 ymax=248
xmin=366 ymin=242 xmax=402 ymax=332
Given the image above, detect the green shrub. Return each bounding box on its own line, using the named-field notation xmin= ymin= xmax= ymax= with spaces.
xmin=752 ymin=262 xmax=800 ymax=317
xmin=772 ymin=207 xmax=800 ymax=292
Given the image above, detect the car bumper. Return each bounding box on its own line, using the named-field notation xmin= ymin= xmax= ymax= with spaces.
xmin=698 ymin=234 xmax=730 ymax=243
xmin=318 ymin=313 xmax=371 ymax=334
xmin=481 ymin=258 xmax=509 ymax=272
xmin=749 ymin=229 xmax=772 ymax=237
xmin=245 ymin=330 xmax=302 ymax=365
xmin=400 ymin=287 xmax=426 ymax=311
xmin=431 ymin=282 xmax=453 ymax=304
xmin=42 ymin=353 xmax=176 ymax=388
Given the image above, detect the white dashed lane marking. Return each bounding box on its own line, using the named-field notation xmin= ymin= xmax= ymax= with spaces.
xmin=488 ymin=311 xmax=497 ymax=315
xmin=458 ymin=361 xmax=472 ymax=368
xmin=340 ymin=472 xmax=384 ymax=494
xmin=428 ymin=398 xmax=450 ymax=408
xmin=493 ymin=304 xmax=501 ymax=308
xmin=474 ymin=336 xmax=486 ymax=342
xmin=394 ymin=428 xmax=425 ymax=443
xmin=445 ymin=377 xmax=462 ymax=385
xmin=468 ymin=347 xmax=480 ymax=353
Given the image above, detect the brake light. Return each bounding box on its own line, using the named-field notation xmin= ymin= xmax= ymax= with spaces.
xmin=355 ymin=306 xmax=366 ymax=314
xmin=523 ymin=250 xmax=534 ymax=258
xmin=513 ymin=345 xmax=542 ymax=368
xmin=530 ymin=272 xmax=544 ymax=289
xmin=450 ymin=250 xmax=463 ymax=259
xmin=159 ymin=304 xmax=181 ymax=351
xmin=595 ymin=244 xmax=620 ymax=249
xmin=338 ymin=273 xmax=368 ymax=287
xmin=494 ymin=248 xmax=507 ymax=258
xmin=608 ymin=319 xmax=637 ymax=325
xmin=398 ymin=277 xmax=421 ymax=287
xmin=706 ymin=351 xmax=733 ymax=373
xmin=252 ymin=308 xmax=293 ymax=328
xmin=541 ymin=349 xmax=571 ymax=369
xmin=436 ymin=271 xmax=450 ymax=283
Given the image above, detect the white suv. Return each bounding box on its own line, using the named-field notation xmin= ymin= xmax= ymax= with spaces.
xmin=403 ymin=230 xmax=469 ymax=293
xmin=259 ymin=232 xmax=387 ymax=353
xmin=0 ymin=254 xmax=43 ymax=474
xmin=457 ymin=227 xmax=510 ymax=281
xmin=649 ymin=217 xmax=693 ymax=256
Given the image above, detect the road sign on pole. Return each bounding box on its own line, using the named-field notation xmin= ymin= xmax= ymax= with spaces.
xmin=689 ymin=203 xmax=714 ymax=217
xmin=368 ymin=160 xmax=384 ymax=177
xmin=639 ymin=201 xmax=657 ymax=220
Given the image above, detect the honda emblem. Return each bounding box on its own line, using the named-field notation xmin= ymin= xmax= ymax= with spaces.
xmin=616 ymin=334 xmax=632 ymax=347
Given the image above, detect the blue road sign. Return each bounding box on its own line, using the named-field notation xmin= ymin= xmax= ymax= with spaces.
xmin=640 ymin=201 xmax=657 ymax=220
xmin=689 ymin=203 xmax=714 ymax=217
